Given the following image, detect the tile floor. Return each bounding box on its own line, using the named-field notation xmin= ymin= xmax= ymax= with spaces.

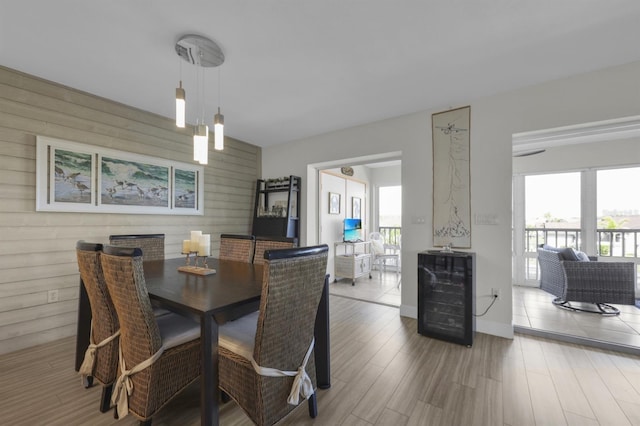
xmin=329 ymin=275 xmax=640 ymax=353
xmin=513 ymin=285 xmax=640 ymax=351
xmin=329 ymin=269 xmax=401 ymax=307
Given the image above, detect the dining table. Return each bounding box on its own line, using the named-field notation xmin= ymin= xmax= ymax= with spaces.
xmin=75 ymin=256 xmax=331 ymax=426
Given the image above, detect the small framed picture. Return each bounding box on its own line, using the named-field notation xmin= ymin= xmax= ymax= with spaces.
xmin=329 ymin=192 xmax=340 ymax=214
xmin=352 ymin=197 xmax=361 ymax=219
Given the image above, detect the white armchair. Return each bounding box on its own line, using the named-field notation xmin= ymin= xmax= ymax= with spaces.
xmin=369 ymin=232 xmax=400 ymax=281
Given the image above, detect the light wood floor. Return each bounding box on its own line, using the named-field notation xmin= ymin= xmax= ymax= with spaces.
xmin=2 ymin=296 xmax=640 ymax=425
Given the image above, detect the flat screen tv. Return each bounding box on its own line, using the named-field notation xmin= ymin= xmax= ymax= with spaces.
xmin=343 ymin=218 xmax=362 ymax=242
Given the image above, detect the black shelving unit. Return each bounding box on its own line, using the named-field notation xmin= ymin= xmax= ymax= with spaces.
xmin=252 ymin=175 xmax=301 ymax=239
xmin=418 ymin=250 xmax=475 ymax=346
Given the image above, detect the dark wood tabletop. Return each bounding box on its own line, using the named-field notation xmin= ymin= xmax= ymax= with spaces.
xmin=143 ymin=258 xmax=263 ymax=316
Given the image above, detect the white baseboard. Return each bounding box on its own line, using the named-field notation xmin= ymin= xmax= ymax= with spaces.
xmin=399 ymin=304 xmax=417 ymax=318
xmin=476 ymin=318 xmax=514 ymax=339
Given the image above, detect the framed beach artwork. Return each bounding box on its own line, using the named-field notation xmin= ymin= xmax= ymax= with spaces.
xmin=432 ymin=106 xmax=471 ymax=248
xmin=352 ymin=197 xmax=361 ymax=219
xmin=36 ymin=136 xmax=204 ymax=215
xmin=173 ymin=167 xmax=201 ymax=210
xmin=329 ymin=192 xmax=340 ymax=214
xmin=99 ymin=155 xmax=170 ymax=210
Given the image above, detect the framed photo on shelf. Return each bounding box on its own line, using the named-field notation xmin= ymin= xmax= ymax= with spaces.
xmin=329 ymin=192 xmax=340 ymax=214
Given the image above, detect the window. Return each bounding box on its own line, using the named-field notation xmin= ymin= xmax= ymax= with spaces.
xmin=378 ymin=186 xmax=401 ymax=245
xmin=597 ymin=167 xmax=640 ymax=257
xmin=525 ymin=172 xmax=580 ymax=250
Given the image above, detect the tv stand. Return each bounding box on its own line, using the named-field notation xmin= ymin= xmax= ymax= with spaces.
xmin=334 ymin=241 xmax=371 ymax=285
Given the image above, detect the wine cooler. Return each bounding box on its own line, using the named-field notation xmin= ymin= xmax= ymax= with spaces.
xmin=418 ymin=250 xmax=475 ymax=346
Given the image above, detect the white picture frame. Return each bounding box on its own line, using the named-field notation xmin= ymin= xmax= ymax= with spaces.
xmin=36 ymin=136 xmax=204 ymax=215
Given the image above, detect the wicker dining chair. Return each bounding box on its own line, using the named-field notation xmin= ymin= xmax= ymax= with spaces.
xmin=108 ymin=234 xmax=165 ymax=262
xmin=252 ymin=236 xmax=298 ymax=265
xmin=100 ymin=245 xmax=201 ymax=425
xmin=219 ymin=234 xmax=255 ymax=263
xmin=218 ymin=244 xmax=329 ymax=426
xmin=75 ymin=241 xmax=119 ymax=413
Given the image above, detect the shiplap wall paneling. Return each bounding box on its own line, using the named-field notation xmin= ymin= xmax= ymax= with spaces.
xmin=0 ymin=66 xmax=260 ymax=354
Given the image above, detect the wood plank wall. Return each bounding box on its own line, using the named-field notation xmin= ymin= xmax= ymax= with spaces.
xmin=0 ymin=66 xmax=261 ymax=355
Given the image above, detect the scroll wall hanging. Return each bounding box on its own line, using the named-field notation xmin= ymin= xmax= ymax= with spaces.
xmin=432 ymin=106 xmax=471 ymax=248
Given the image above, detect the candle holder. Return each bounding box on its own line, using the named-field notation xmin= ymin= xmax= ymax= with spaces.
xmin=178 ymin=251 xmax=215 ymax=275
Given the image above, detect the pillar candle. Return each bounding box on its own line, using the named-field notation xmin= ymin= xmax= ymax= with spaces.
xmin=182 ymin=240 xmax=190 ymax=254
xmin=198 ymin=234 xmax=211 ymax=256
xmin=190 ymin=230 xmax=202 ymax=251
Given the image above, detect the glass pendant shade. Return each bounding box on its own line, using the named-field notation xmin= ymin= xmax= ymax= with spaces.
xmin=176 ymin=81 xmax=186 ymax=128
xmin=214 ymin=108 xmax=224 ymax=150
xmin=193 ymin=124 xmax=209 ymax=165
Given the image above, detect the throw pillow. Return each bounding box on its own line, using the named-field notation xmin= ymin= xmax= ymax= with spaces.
xmin=558 ymin=247 xmax=579 ymax=261
xmin=574 ymin=251 xmax=590 ymax=262
xmin=371 ymin=239 xmax=385 ymax=255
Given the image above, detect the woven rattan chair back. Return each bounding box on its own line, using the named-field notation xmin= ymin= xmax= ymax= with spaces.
xmin=219 ymin=234 xmax=255 ymax=263
xmin=108 ymin=234 xmax=165 ymax=262
xmin=254 ymin=244 xmax=328 ymax=424
xmin=252 ymin=236 xmax=298 ymax=265
xmin=75 ymin=241 xmax=119 ymax=387
xmin=100 ymin=245 xmax=201 ymax=422
xmin=101 ymin=246 xmax=162 ymax=420
xmin=101 ymin=246 xmax=162 ymax=367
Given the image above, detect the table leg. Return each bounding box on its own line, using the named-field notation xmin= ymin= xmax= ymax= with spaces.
xmin=201 ymin=313 xmax=219 ymax=425
xmin=75 ymin=278 xmax=91 ymax=371
xmin=314 ymin=274 xmax=331 ymax=389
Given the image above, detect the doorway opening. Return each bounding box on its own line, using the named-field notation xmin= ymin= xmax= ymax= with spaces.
xmin=512 ymin=121 xmax=640 ymax=355
xmin=308 ymin=154 xmax=402 ymax=307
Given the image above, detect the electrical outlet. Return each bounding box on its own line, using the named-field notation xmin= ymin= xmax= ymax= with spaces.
xmin=47 ymin=289 xmax=59 ymax=303
xmin=491 ymin=288 xmax=501 ymax=300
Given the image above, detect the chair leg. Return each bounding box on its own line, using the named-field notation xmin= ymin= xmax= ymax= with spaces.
xmin=83 ymin=375 xmax=94 ymax=388
xmin=552 ymin=297 xmax=620 ymax=316
xmin=100 ymin=384 xmax=113 ymax=413
xmin=308 ymin=393 xmax=318 ymax=418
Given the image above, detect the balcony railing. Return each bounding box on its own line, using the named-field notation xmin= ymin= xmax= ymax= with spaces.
xmin=378 ymin=226 xmax=401 ymax=246
xmin=524 ymin=227 xmax=640 ymax=258
xmin=522 ymin=227 xmax=640 ymax=284
xmin=596 ymin=229 xmax=640 ymax=258
xmin=525 ymin=228 xmax=581 ymax=252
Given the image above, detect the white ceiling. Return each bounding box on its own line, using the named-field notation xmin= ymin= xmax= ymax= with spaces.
xmin=3 ymin=1 xmax=640 ymax=147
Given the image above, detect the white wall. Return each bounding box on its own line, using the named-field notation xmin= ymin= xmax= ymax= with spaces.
xmin=514 ymin=137 xmax=640 ymax=175
xmin=262 ymin=59 xmax=640 ymax=339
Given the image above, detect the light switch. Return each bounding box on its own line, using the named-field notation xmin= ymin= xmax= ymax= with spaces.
xmin=412 ymin=216 xmax=426 ymax=224
xmin=475 ymin=213 xmax=499 ymax=225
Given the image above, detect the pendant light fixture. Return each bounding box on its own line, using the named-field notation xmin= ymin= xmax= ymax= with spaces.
xmin=214 ymin=109 xmax=224 ymax=150
xmin=214 ymin=67 xmax=224 ymax=150
xmin=175 ymin=80 xmax=185 ymax=128
xmin=192 ymin=61 xmax=209 ymax=165
xmin=174 ymin=34 xmax=225 ymax=163
xmin=193 ymin=124 xmax=209 ymax=164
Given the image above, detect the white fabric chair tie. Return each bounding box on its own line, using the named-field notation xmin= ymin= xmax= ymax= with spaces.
xmin=78 ymin=321 xmax=120 ymax=383
xmin=111 ymin=345 xmax=164 ymax=418
xmin=249 ymin=338 xmax=315 ymax=405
